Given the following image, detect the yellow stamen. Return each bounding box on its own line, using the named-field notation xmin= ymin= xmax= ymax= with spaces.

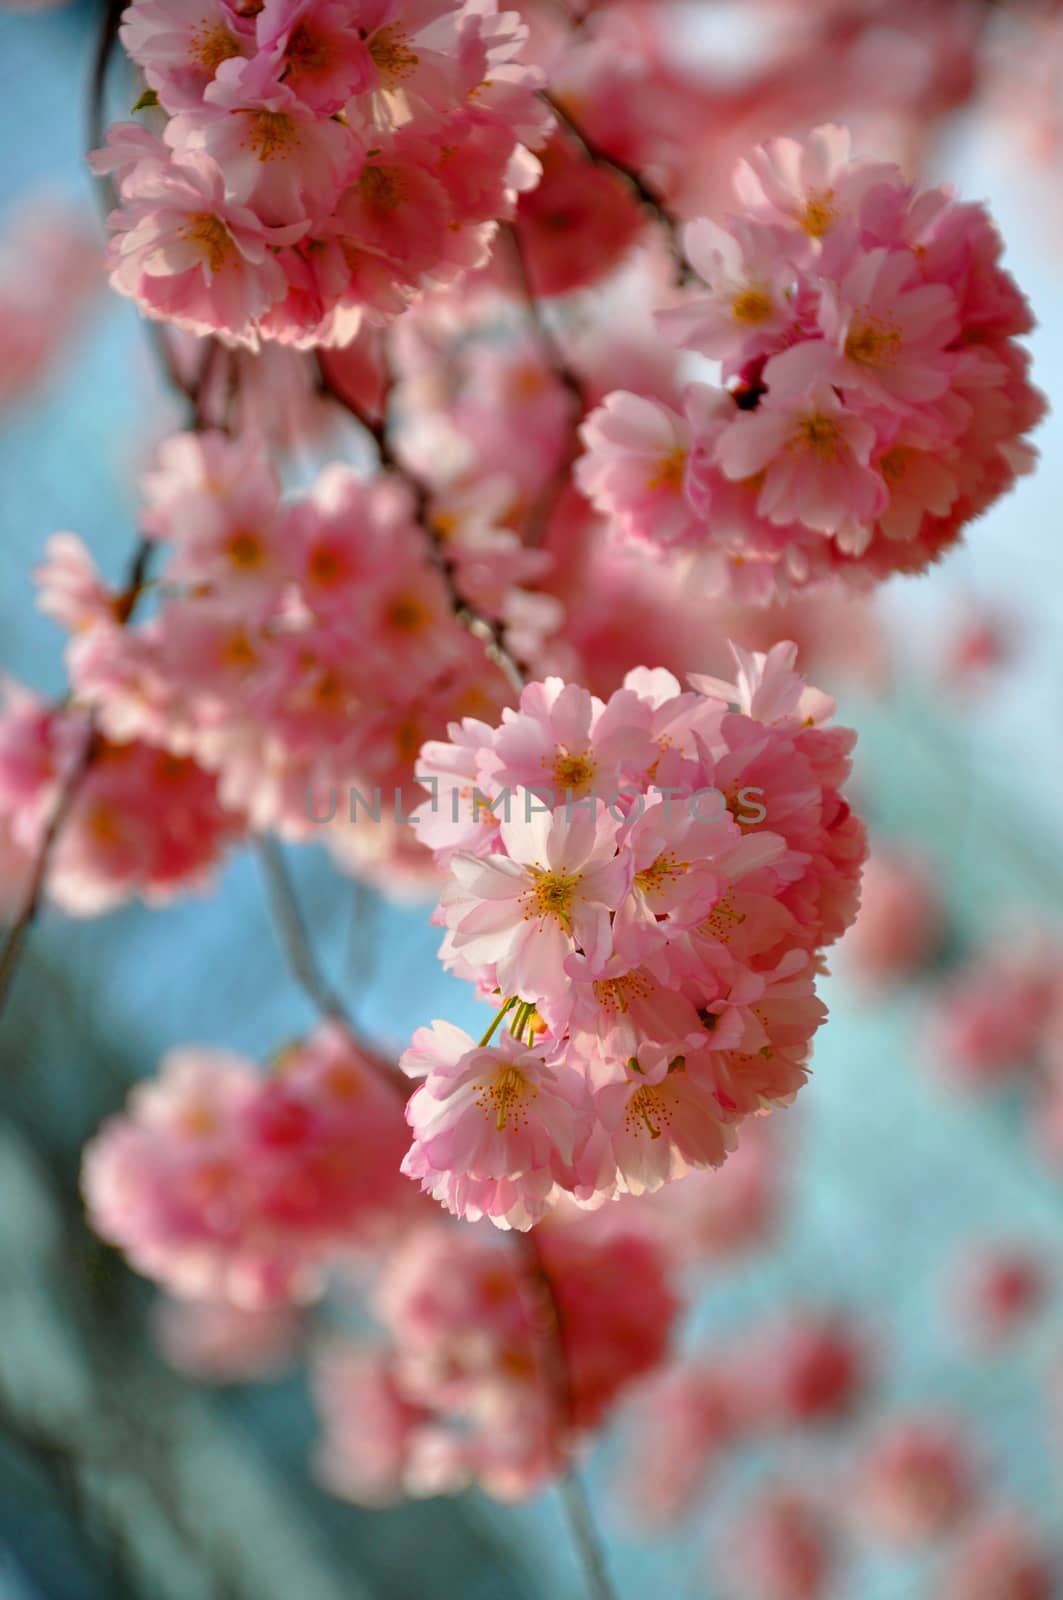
xmin=385 ymin=594 xmax=430 ymax=632
xmin=625 ymin=1083 xmax=670 ymax=1141
xmin=592 ymin=971 xmax=652 ymax=1015
xmin=369 ymin=23 xmax=420 ymax=85
xmin=732 ymin=287 xmax=773 ymax=324
xmin=792 ymin=413 xmax=842 ymax=461
xmin=190 ymin=23 xmax=241 ymax=73
xmin=247 ymin=110 xmax=298 ymax=162
xmin=549 ymin=749 xmax=596 ymax=795
xmin=358 ymin=165 xmax=406 ymax=212
xmin=647 ymin=446 xmax=688 ymax=493
xmin=224 ymin=529 xmax=265 ymax=570
xmin=475 ymin=1064 xmax=536 ymax=1131
xmin=800 ymin=190 xmax=837 ymax=238
xmin=181 ymin=213 xmax=234 ymax=273
xmin=845 ymin=313 xmax=902 ymax=368
xmin=634 ymin=850 xmax=689 ymax=895
xmin=523 ymin=866 xmax=582 ymax=932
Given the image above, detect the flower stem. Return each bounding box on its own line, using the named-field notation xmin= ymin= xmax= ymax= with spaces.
xmin=479 ymin=996 xmax=518 ymax=1048
xmin=558 ymin=1471 xmax=622 ymax=1600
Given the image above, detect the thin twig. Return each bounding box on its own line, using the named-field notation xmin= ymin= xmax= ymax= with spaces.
xmin=0 ymin=727 xmax=98 ymax=1014
xmin=87 ymin=0 xmax=125 ymax=157
xmin=315 ymin=355 xmax=528 ymax=696
xmin=253 ymin=837 xmax=353 ymax=1028
xmin=541 ymin=91 xmax=693 ymax=283
xmin=518 ymin=1231 xmax=620 ymax=1600
xmin=253 ymin=837 xmax=412 ymax=1097
xmin=557 ymin=1473 xmax=620 ymax=1600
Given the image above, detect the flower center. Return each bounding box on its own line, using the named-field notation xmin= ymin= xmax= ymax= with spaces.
xmin=625 ymin=1083 xmax=671 ymax=1140
xmin=800 ymin=190 xmax=837 ymax=238
xmin=476 ymin=1064 xmax=536 ymax=1131
xmin=307 ymin=544 xmax=347 ymax=586
xmin=731 ymin=286 xmax=773 ymax=324
xmin=219 ymin=629 xmax=257 ymax=669
xmin=646 ymin=447 xmax=688 ymax=493
xmin=286 ymin=21 xmax=330 ymax=77
xmin=248 ymin=110 xmax=299 ymax=162
xmin=182 ymin=213 xmax=234 ymax=273
xmin=224 ymin=529 xmax=266 ymax=570
xmin=190 ymin=22 xmax=241 ymax=73
xmin=699 ymin=891 xmax=747 ymax=943
xmin=385 ymin=594 xmax=429 ymax=631
xmin=634 ymin=850 xmax=689 ymax=895
xmin=324 ymin=1063 xmax=363 ymax=1100
xmin=592 ymin=970 xmax=652 ymax=1014
xmin=845 ymin=313 xmax=902 ymax=368
xmin=792 ymin=413 xmax=843 ymax=461
xmin=879 ymin=446 xmax=909 ymax=483
xmin=524 ymin=866 xmax=582 ymax=931
xmin=369 ymin=24 xmax=420 ymax=85
xmin=550 ymin=749 xmax=596 ymax=796
xmin=358 ymin=164 xmax=406 ymax=212
xmin=179 ymin=1102 xmax=219 ymax=1137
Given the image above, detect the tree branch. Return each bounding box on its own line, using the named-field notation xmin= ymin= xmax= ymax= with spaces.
xmin=315 ymin=354 xmax=528 ymax=696
xmin=517 ymin=1231 xmax=621 ymax=1600
xmin=541 ymin=91 xmax=693 ymax=284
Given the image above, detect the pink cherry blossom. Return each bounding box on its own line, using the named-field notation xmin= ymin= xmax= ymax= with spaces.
xmin=581 ymin=123 xmax=1042 ymax=599
xmin=939 ymin=1511 xmax=1057 ymax=1600
xmin=439 ymin=800 xmax=632 ymax=1000
xmin=725 ymin=1488 xmax=837 ymax=1600
xmin=843 ymin=848 xmax=946 ymax=988
xmin=715 ymin=348 xmax=888 ymax=544
xmin=82 ymin=1027 xmax=421 ymax=1305
xmin=400 ymin=1019 xmax=592 ymax=1230
xmin=858 ymin=1415 xmax=978 ymax=1544
xmin=657 ymin=216 xmax=800 ymax=362
xmin=576 ymin=390 xmax=703 ymax=550
xmin=407 ymin=648 xmax=865 ymax=1221
xmin=102 ymin=147 xmax=306 ymax=347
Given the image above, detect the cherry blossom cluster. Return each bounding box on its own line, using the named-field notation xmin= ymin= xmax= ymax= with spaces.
xmin=52 ymin=430 xmax=556 ymax=894
xmin=926 ymin=928 xmax=1063 ymax=1177
xmin=94 ymin=0 xmax=548 ymax=347
xmin=82 ymin=1024 xmax=420 ymax=1306
xmin=577 ymin=125 xmax=1044 ymax=602
xmin=0 ymin=201 xmax=102 ymax=411
xmin=0 ymin=676 xmax=243 ymax=917
xmin=311 ymin=1216 xmax=678 ymax=1503
xmin=618 ymin=1311 xmax=870 ymax=1528
xmin=400 ymin=641 xmax=866 ymax=1228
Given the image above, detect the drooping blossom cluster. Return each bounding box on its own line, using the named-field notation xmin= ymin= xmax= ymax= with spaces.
xmin=0 ymin=676 xmax=243 ymax=916
xmin=842 ymin=846 xmax=946 ymax=990
xmin=857 ymin=1415 xmax=979 ymax=1545
xmin=311 ymin=1215 xmax=679 ymax=1503
xmin=400 ymin=640 xmax=867 ymax=1228
xmin=616 ymin=1310 xmax=870 ymax=1529
xmin=52 ymin=431 xmax=557 ymax=895
xmin=82 ymin=1025 xmax=421 ymax=1306
xmin=577 ymin=125 xmax=1044 ymax=601
xmin=93 ymin=0 xmax=549 ymax=347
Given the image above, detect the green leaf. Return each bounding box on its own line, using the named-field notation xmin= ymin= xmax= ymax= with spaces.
xmin=131 ymin=88 xmax=159 ymax=112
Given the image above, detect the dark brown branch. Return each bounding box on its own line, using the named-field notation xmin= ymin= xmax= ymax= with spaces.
xmin=541 ymin=91 xmax=693 ymax=284
xmin=315 ymin=354 xmax=528 ymax=696
xmin=0 ymin=725 xmax=98 ymax=1014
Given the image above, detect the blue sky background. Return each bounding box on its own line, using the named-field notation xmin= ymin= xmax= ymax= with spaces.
xmin=2 ymin=5 xmax=1063 ymax=1597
